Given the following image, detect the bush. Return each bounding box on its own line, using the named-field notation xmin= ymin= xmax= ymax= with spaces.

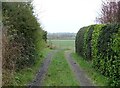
xmin=83 ymin=25 xmax=94 ymax=60
xmin=75 ymin=27 xmax=87 ymax=57
xmin=97 ymin=24 xmax=120 ymax=86
xmin=91 ymin=24 xmax=105 ymax=70
xmin=75 ymin=24 xmax=120 ymax=86
xmin=2 ymin=2 xmax=47 ymax=85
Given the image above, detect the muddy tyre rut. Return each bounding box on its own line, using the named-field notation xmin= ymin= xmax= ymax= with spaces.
xmin=28 ymin=50 xmax=57 ymax=87
xmin=65 ymin=51 xmax=95 ymax=86
xmin=28 ymin=50 xmax=95 ymax=87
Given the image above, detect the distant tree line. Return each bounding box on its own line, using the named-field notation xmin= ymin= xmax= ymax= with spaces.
xmin=2 ymin=2 xmax=47 ymax=85
xmin=47 ymin=33 xmax=76 ymax=40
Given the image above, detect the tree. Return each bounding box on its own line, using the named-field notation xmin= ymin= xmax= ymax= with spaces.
xmin=97 ymin=0 xmax=120 ymax=24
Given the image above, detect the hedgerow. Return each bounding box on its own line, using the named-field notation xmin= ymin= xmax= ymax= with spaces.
xmin=2 ymin=2 xmax=47 ymax=85
xmin=75 ymin=27 xmax=87 ymax=57
xmin=83 ymin=25 xmax=94 ymax=60
xmin=75 ymin=24 xmax=120 ymax=86
xmin=91 ymin=24 xmax=105 ymax=70
xmin=83 ymin=26 xmax=89 ymax=59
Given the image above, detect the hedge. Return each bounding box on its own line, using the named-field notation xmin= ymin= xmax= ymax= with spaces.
xmin=2 ymin=2 xmax=47 ymax=70
xmin=84 ymin=25 xmax=94 ymax=60
xmin=75 ymin=27 xmax=87 ymax=57
xmin=75 ymin=24 xmax=120 ymax=86
xmin=2 ymin=2 xmax=47 ymax=85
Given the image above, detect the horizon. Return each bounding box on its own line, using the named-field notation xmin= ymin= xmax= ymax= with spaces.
xmin=48 ymin=32 xmax=77 ymax=34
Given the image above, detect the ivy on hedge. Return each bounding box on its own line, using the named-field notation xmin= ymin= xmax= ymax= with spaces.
xmin=75 ymin=24 xmax=120 ymax=86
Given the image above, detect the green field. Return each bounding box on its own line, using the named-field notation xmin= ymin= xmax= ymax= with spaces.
xmin=47 ymin=40 xmax=75 ymax=51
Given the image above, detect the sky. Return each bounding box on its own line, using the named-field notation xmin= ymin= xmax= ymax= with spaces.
xmin=32 ymin=0 xmax=102 ymax=33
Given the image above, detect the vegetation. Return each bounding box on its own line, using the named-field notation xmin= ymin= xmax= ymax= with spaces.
xmin=47 ymin=33 xmax=76 ymax=40
xmin=2 ymin=0 xmax=120 ymax=87
xmin=13 ymin=48 xmax=50 ymax=86
xmin=75 ymin=27 xmax=87 ymax=57
xmin=47 ymin=40 xmax=75 ymax=51
xmin=42 ymin=50 xmax=79 ymax=86
xmin=75 ymin=24 xmax=120 ymax=86
xmin=72 ymin=53 xmax=109 ymax=86
xmin=2 ymin=2 xmax=47 ymax=85
xmin=42 ymin=30 xmax=47 ymax=42
xmin=47 ymin=39 xmax=111 ymax=86
xmin=97 ymin=0 xmax=120 ymax=24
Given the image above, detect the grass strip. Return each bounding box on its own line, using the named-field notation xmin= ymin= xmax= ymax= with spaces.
xmin=72 ymin=53 xmax=109 ymax=86
xmin=42 ymin=50 xmax=79 ymax=86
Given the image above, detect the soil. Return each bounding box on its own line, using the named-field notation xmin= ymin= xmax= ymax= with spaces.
xmin=28 ymin=50 xmax=57 ymax=87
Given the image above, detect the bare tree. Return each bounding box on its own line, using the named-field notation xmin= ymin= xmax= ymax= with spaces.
xmin=117 ymin=1 xmax=120 ymax=22
xmin=97 ymin=0 xmax=120 ymax=24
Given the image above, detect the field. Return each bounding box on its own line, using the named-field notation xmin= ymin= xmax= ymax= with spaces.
xmin=47 ymin=40 xmax=75 ymax=51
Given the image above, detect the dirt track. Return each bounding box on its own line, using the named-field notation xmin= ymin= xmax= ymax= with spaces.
xmin=28 ymin=50 xmax=95 ymax=87
xmin=65 ymin=51 xmax=95 ymax=86
xmin=28 ymin=50 xmax=57 ymax=87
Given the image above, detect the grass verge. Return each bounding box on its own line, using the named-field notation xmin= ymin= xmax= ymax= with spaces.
xmin=42 ymin=50 xmax=79 ymax=86
xmin=13 ymin=48 xmax=51 ymax=86
xmin=71 ymin=53 xmax=109 ymax=86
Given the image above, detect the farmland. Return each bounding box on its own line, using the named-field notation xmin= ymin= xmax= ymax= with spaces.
xmin=47 ymin=40 xmax=75 ymax=51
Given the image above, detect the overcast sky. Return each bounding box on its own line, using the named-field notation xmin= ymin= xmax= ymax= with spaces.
xmin=33 ymin=0 xmax=102 ymax=33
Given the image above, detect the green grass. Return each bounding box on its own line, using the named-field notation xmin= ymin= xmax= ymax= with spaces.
xmin=47 ymin=40 xmax=109 ymax=86
xmin=42 ymin=50 xmax=79 ymax=86
xmin=13 ymin=48 xmax=51 ymax=86
xmin=48 ymin=40 xmax=75 ymax=51
xmin=72 ymin=53 xmax=109 ymax=86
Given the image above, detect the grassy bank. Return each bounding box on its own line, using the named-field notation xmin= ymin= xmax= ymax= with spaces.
xmin=42 ymin=50 xmax=79 ymax=86
xmin=12 ymin=48 xmax=51 ymax=86
xmin=72 ymin=53 xmax=109 ymax=86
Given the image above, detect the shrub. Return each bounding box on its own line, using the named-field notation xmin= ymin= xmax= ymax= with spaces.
xmin=75 ymin=27 xmax=87 ymax=57
xmin=2 ymin=2 xmax=47 ymax=85
xmin=83 ymin=25 xmax=94 ymax=60
xmin=75 ymin=24 xmax=120 ymax=86
xmin=97 ymin=24 xmax=120 ymax=86
xmin=91 ymin=24 xmax=105 ymax=69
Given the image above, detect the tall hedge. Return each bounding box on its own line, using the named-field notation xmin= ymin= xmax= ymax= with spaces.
xmin=2 ymin=2 xmax=46 ymax=85
xmin=75 ymin=27 xmax=87 ymax=57
xmin=83 ymin=25 xmax=94 ymax=60
xmin=75 ymin=24 xmax=120 ymax=86
xmin=91 ymin=25 xmax=105 ymax=70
